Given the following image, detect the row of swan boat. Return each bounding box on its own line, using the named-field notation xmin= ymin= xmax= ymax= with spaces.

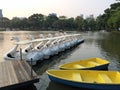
xmin=4 ymin=32 xmax=84 ymax=65
xmin=46 ymin=58 xmax=120 ymax=90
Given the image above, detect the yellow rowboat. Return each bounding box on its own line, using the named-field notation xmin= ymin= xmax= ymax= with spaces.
xmin=46 ymin=70 xmax=120 ymax=90
xmin=59 ymin=58 xmax=110 ymax=70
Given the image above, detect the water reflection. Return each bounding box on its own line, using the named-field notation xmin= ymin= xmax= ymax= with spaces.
xmin=97 ymin=32 xmax=120 ymax=71
xmin=98 ymin=32 xmax=120 ymax=59
xmin=47 ymin=82 xmax=91 ymax=90
xmin=11 ymin=85 xmax=37 ymax=90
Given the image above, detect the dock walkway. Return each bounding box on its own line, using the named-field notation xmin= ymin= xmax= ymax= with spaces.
xmin=0 ymin=60 xmax=39 ymax=90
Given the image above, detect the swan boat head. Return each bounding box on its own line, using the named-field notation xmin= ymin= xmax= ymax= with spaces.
xmin=4 ymin=36 xmax=20 ymax=60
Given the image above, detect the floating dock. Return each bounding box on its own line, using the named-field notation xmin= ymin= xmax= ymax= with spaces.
xmin=0 ymin=60 xmax=39 ymax=90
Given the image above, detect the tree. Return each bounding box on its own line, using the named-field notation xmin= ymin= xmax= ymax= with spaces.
xmin=107 ymin=8 xmax=120 ymax=30
xmin=85 ymin=15 xmax=96 ymax=30
xmin=45 ymin=13 xmax=58 ymax=29
xmin=28 ymin=14 xmax=44 ymax=29
xmin=59 ymin=16 xmax=67 ymax=20
xmin=19 ymin=18 xmax=29 ymax=30
xmin=2 ymin=17 xmax=10 ymax=28
xmin=75 ymin=16 xmax=84 ymax=30
xmin=53 ymin=19 xmax=65 ymax=29
xmin=11 ymin=17 xmax=21 ymax=29
xmin=96 ymin=15 xmax=106 ymax=30
xmin=65 ymin=17 xmax=76 ymax=29
xmin=102 ymin=2 xmax=120 ymax=30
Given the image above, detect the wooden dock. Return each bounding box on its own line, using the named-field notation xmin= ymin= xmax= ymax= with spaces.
xmin=0 ymin=60 xmax=39 ymax=90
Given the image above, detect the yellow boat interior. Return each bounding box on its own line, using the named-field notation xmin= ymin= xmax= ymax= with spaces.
xmin=47 ymin=70 xmax=120 ymax=84
xmin=60 ymin=58 xmax=109 ymax=69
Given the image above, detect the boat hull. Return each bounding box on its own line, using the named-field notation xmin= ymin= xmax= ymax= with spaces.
xmin=48 ymin=75 xmax=120 ymax=90
xmin=59 ymin=58 xmax=110 ymax=70
xmin=60 ymin=64 xmax=109 ymax=70
xmin=83 ymin=64 xmax=109 ymax=70
xmin=47 ymin=70 xmax=120 ymax=90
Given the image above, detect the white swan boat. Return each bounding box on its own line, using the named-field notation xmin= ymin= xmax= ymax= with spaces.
xmin=4 ymin=33 xmax=84 ymax=65
xmin=3 ymin=36 xmax=33 ymax=60
xmin=33 ymin=33 xmax=61 ymax=59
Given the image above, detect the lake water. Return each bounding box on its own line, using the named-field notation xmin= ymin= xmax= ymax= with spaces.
xmin=0 ymin=31 xmax=120 ymax=90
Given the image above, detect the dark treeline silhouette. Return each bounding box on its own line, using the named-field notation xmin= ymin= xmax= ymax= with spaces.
xmin=0 ymin=2 xmax=119 ymax=31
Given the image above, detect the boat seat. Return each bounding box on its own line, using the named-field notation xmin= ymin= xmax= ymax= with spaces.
xmin=88 ymin=61 xmax=100 ymax=66
xmin=73 ymin=64 xmax=85 ymax=69
xmin=72 ymin=73 xmax=82 ymax=81
xmin=99 ymin=74 xmax=112 ymax=83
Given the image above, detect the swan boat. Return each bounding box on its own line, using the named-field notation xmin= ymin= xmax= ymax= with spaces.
xmin=3 ymin=36 xmax=34 ymax=60
xmin=4 ymin=33 xmax=84 ymax=65
xmin=47 ymin=70 xmax=120 ymax=90
xmin=26 ymin=34 xmax=84 ymax=65
xmin=59 ymin=58 xmax=110 ymax=70
xmin=26 ymin=33 xmax=67 ymax=61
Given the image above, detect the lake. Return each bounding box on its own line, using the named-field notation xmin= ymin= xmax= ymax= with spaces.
xmin=0 ymin=30 xmax=120 ymax=90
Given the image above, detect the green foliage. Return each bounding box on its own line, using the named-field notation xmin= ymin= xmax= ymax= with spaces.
xmin=107 ymin=7 xmax=120 ymax=30
xmin=0 ymin=17 xmax=10 ymax=28
xmin=28 ymin=14 xmax=44 ymax=29
xmin=99 ymin=2 xmax=120 ymax=30
xmin=75 ymin=16 xmax=84 ymax=30
xmin=0 ymin=2 xmax=119 ymax=31
xmin=45 ymin=14 xmax=58 ymax=29
xmin=96 ymin=15 xmax=106 ymax=30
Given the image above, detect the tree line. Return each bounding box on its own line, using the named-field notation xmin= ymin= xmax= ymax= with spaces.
xmin=0 ymin=2 xmax=119 ymax=31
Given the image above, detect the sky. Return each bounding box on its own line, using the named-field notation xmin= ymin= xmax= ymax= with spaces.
xmin=0 ymin=0 xmax=119 ymax=19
